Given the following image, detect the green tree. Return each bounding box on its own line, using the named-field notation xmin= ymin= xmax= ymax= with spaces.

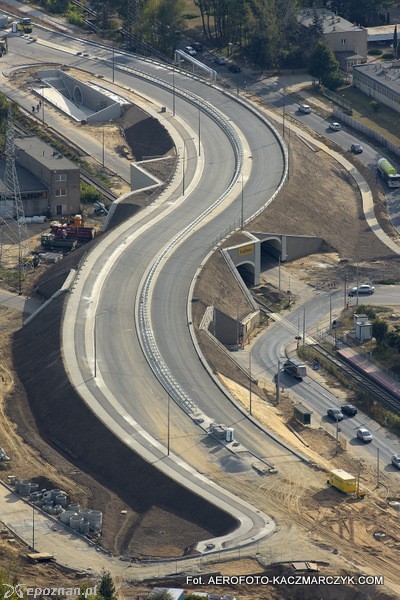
xmin=99 ymin=571 xmax=116 ymax=600
xmin=141 ymin=0 xmax=184 ymax=55
xmin=372 ymin=320 xmax=388 ymax=347
xmin=308 ymin=41 xmax=339 ymax=83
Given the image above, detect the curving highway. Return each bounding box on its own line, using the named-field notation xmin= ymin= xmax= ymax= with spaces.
xmin=0 ymin=28 xmax=310 ymax=550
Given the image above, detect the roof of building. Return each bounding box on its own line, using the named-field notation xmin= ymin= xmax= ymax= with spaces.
xmin=353 ymin=61 xmax=400 ymax=93
xmin=15 ymin=136 xmax=78 ymax=171
xmin=0 ymin=160 xmax=48 ymax=194
xmin=294 ymin=403 xmax=312 ymax=415
xmin=299 ymin=8 xmax=363 ymax=34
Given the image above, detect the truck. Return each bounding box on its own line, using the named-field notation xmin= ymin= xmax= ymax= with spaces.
xmin=0 ymin=37 xmax=7 ymax=57
xmin=18 ymin=17 xmax=32 ymax=34
xmin=328 ymin=469 xmax=356 ymax=494
xmin=0 ymin=14 xmax=10 ymax=28
xmin=283 ymin=359 xmax=307 ymax=380
xmin=377 ymin=157 xmax=400 ymax=188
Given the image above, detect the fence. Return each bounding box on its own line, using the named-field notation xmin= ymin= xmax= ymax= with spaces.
xmin=322 ymin=88 xmax=352 ymax=111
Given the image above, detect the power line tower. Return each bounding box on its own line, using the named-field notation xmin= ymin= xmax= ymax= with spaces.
xmin=0 ymin=107 xmax=30 ymax=292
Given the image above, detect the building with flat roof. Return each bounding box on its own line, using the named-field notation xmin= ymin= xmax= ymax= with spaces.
xmin=14 ymin=136 xmax=81 ymax=216
xmin=299 ymin=8 xmax=367 ymax=71
xmin=353 ymin=61 xmax=400 ymax=114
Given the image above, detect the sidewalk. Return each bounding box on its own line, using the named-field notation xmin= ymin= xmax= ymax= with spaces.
xmin=0 ymin=288 xmax=43 ymax=315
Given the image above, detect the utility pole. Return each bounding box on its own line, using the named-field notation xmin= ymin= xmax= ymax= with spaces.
xmin=344 ymin=272 xmax=347 ymax=309
xmin=356 ymin=261 xmax=359 ymax=307
xmin=167 ymin=393 xmax=170 ymax=456
xmin=356 ymin=459 xmax=361 ymax=497
xmin=240 ymin=171 xmax=244 ymax=229
xmin=276 ymin=359 xmax=280 ymax=404
xmin=172 ymin=67 xmax=176 ymax=117
xmin=377 ymin=447 xmax=380 ymax=488
xmin=249 ymin=352 xmax=252 ymax=415
xmin=112 ymin=42 xmax=115 ymax=83
xmin=329 ymin=294 xmax=332 ymax=330
xmin=32 ymin=505 xmax=35 ymax=552
xmin=335 ymin=417 xmax=339 ymax=454
xmin=198 ymin=108 xmax=201 ymax=157
xmin=302 ymin=306 xmax=306 ymax=349
xmin=278 ymin=256 xmax=281 ymax=299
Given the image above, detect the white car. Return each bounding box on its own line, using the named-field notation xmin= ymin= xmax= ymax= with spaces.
xmin=329 ymin=122 xmax=341 ymax=131
xmin=391 ymin=455 xmax=400 ymax=469
xmin=298 ymin=104 xmax=311 ymax=114
xmin=348 ymin=284 xmax=375 ymax=297
xmin=184 ymin=46 xmax=196 ymax=56
xmin=357 ymin=427 xmax=373 ymax=443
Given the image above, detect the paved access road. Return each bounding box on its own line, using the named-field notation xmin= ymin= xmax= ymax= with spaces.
xmin=235 ymin=284 xmax=400 ymax=476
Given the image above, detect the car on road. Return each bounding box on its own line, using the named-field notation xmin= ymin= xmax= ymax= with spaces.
xmin=350 ymin=143 xmax=363 ymax=154
xmin=329 ymin=122 xmax=341 ymax=131
xmin=341 ymin=404 xmax=358 ymax=417
xmin=184 ymin=46 xmax=197 ymax=56
xmin=348 ymin=284 xmax=375 ymax=297
xmin=357 ymin=427 xmax=373 ymax=443
xmin=191 ymin=42 xmax=203 ymax=51
xmin=327 ymin=408 xmax=344 ymax=421
xmin=391 ymin=454 xmax=400 ymax=468
xmin=228 ymin=64 xmax=241 ymax=73
xmin=298 ymin=104 xmax=312 ymax=114
xmin=214 ymin=56 xmax=227 ymax=65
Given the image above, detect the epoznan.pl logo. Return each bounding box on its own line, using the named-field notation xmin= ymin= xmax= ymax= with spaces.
xmin=2 ymin=585 xmax=97 ymax=598
xmin=3 ymin=585 xmax=24 ymax=599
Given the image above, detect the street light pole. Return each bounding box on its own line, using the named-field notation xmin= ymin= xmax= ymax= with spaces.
xmin=182 ymin=141 xmax=186 ymax=195
xmin=198 ymin=108 xmax=201 ymax=157
xmin=102 ymin=124 xmax=105 ymax=167
xmin=329 ymin=294 xmax=332 ymax=330
xmin=276 ymin=358 xmax=280 ymax=404
xmin=112 ymin=42 xmax=115 ymax=83
xmin=278 ymin=256 xmax=281 ymax=299
xmin=240 ymin=171 xmax=244 ymax=229
xmin=249 ymin=352 xmax=252 ymax=415
xmin=167 ymin=393 xmax=170 ymax=456
xmin=32 ymin=505 xmax=35 ymax=552
xmin=172 ymin=67 xmax=176 ymax=117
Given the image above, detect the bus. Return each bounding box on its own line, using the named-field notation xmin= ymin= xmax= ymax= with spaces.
xmin=377 ymin=157 xmax=400 ymax=188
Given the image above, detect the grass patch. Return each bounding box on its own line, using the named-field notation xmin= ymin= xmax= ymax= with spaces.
xmin=338 ymin=85 xmax=400 ymax=146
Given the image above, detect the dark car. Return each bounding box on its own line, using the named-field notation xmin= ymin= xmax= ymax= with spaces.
xmin=350 ymin=143 xmax=363 ymax=154
xmin=341 ymin=404 xmax=358 ymax=417
xmin=214 ymin=56 xmax=227 ymax=65
xmin=327 ymin=408 xmax=344 ymax=421
xmin=192 ymin=42 xmax=203 ymax=51
xmin=228 ymin=64 xmax=241 ymax=73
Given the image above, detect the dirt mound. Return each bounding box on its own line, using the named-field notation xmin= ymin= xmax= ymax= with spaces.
xmin=121 ymin=106 xmax=174 ymax=160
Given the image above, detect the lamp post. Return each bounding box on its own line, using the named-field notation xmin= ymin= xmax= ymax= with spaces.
xmin=249 ymin=351 xmax=252 ymax=415
xmin=167 ymin=393 xmax=170 ymax=456
xmin=94 ymin=311 xmax=107 ymax=378
xmin=172 ymin=66 xmax=176 ymax=117
xmin=240 ymin=170 xmax=244 ymax=229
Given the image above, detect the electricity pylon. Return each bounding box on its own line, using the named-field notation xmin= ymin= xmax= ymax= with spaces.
xmin=0 ymin=107 xmax=30 ymax=292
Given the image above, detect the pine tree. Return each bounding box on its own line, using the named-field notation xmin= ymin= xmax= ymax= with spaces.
xmin=99 ymin=571 xmax=116 ymax=600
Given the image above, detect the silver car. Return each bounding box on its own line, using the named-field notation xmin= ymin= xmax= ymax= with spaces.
xmin=348 ymin=284 xmax=375 ymax=297
xmin=391 ymin=455 xmax=400 ymax=469
xmin=329 ymin=122 xmax=341 ymax=131
xmin=357 ymin=427 xmax=373 ymax=443
xmin=298 ymin=104 xmax=311 ymax=114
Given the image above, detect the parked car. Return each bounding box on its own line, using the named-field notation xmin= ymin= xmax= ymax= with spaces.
xmin=228 ymin=64 xmax=241 ymax=73
xmin=298 ymin=104 xmax=311 ymax=114
xmin=327 ymin=408 xmax=344 ymax=421
xmin=391 ymin=455 xmax=400 ymax=468
xmin=191 ymin=42 xmax=203 ymax=51
xmin=341 ymin=404 xmax=358 ymax=417
xmin=357 ymin=427 xmax=373 ymax=443
xmin=214 ymin=56 xmax=227 ymax=65
xmin=329 ymin=122 xmax=341 ymax=131
xmin=184 ymin=46 xmax=196 ymax=56
xmin=350 ymin=143 xmax=363 ymax=154
xmin=348 ymin=284 xmax=375 ymax=297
